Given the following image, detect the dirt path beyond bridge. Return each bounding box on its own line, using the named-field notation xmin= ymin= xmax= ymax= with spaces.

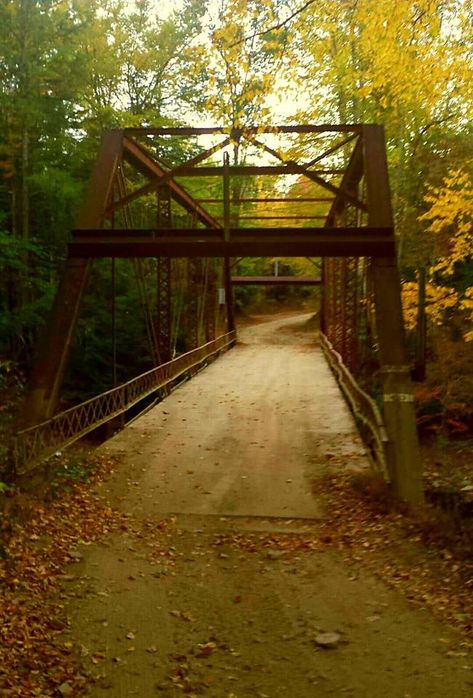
xmin=63 ymin=313 xmax=471 ymax=697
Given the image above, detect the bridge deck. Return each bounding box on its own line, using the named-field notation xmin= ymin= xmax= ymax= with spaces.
xmin=63 ymin=314 xmax=469 ymax=697
xmin=100 ymin=313 xmax=369 ymax=519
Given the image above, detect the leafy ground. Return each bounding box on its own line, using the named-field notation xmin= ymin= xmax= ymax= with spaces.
xmin=0 ymin=448 xmax=472 ymax=696
xmin=1 ymin=313 xmax=472 ymax=696
xmin=0 ymin=454 xmax=127 ymax=697
xmin=313 ymin=469 xmax=473 ymax=639
xmin=422 ymin=437 xmax=473 ymax=496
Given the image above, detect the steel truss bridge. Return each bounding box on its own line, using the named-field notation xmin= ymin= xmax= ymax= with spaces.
xmin=14 ymin=124 xmax=423 ymax=505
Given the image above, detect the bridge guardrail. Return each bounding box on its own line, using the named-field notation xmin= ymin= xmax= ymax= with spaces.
xmin=320 ymin=332 xmax=390 ymax=478
xmin=12 ymin=331 xmax=236 ymax=475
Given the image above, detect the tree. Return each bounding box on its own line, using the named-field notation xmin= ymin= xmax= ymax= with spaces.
xmin=288 ymin=0 xmax=472 ymax=257
xmin=402 ymin=165 xmax=473 ymax=340
xmin=75 ymin=0 xmax=206 ymax=132
xmin=0 ymin=0 xmax=94 ymax=357
xmin=185 ymin=0 xmax=289 ymax=130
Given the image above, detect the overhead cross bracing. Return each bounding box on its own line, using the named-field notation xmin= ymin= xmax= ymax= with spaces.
xmin=66 ymin=124 xmax=392 ymax=260
xmin=19 ymin=123 xmax=424 ymax=507
xmin=70 ymin=124 xmax=374 ymax=256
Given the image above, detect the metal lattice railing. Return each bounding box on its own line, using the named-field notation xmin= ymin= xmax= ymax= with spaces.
xmin=12 ymin=331 xmax=236 ymax=474
xmin=320 ymin=332 xmax=389 ymax=478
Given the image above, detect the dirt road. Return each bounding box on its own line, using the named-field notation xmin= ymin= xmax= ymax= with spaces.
xmin=62 ymin=313 xmax=471 ymax=697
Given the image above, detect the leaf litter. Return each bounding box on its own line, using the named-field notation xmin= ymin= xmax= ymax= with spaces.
xmin=2 ymin=450 xmax=472 ymax=696
xmin=311 ymin=471 xmax=473 ymax=642
xmin=0 ymin=454 xmax=131 ymax=696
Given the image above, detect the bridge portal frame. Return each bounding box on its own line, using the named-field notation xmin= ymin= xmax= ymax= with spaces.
xmin=22 ymin=124 xmax=423 ymax=506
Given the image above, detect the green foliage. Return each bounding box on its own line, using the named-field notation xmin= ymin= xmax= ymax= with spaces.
xmin=0 ymin=0 xmax=213 ymax=398
xmin=0 ymin=231 xmax=56 ymax=359
xmin=0 ymin=0 xmax=471 ymax=421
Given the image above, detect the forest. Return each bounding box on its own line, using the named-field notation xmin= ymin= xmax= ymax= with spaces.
xmin=0 ymin=0 xmax=472 ymax=469
xmin=1 ymin=3 xmax=473 ymax=695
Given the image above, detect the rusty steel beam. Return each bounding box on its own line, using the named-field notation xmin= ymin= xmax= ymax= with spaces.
xmin=325 ymin=136 xmax=364 ymax=227
xmin=222 ymin=152 xmax=235 ymax=333
xmin=304 ymin=133 xmax=359 ymax=167
xmin=114 ymin=137 xmax=233 ymax=212
xmin=69 ymin=227 xmax=395 ymax=258
xmin=68 ymin=239 xmax=395 ymax=258
xmin=121 ymin=136 xmax=221 ymax=229
xmin=21 ymin=130 xmax=125 ymax=427
xmin=171 ymin=165 xmax=344 ymax=177
xmin=231 ymin=276 xmax=322 ymax=285
xmin=197 ymin=197 xmax=334 ymax=204
xmin=204 ymin=260 xmax=218 ymax=342
xmin=72 ymin=226 xmax=393 ymax=239
xmin=246 ymin=136 xmax=366 ymax=212
xmin=124 ymin=125 xmax=362 ymax=136
xmin=156 ymin=186 xmax=172 ymax=362
xmin=215 ymin=215 xmax=327 ymax=221
xmin=363 ymin=124 xmax=423 ymax=506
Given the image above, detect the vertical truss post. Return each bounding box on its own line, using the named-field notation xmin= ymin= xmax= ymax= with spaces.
xmin=323 ymin=135 xmax=365 ymax=368
xmin=187 ymin=212 xmax=205 ymax=349
xmin=344 ymin=198 xmax=361 ymax=374
xmin=187 ymin=257 xmax=203 ymax=349
xmin=320 ymin=258 xmax=327 ymax=334
xmin=21 ymin=130 xmax=124 ymax=426
xmin=223 ymin=152 xmax=231 ymax=243
xmin=323 ymin=258 xmax=335 ymax=346
xmin=343 ymin=257 xmax=359 ymax=373
xmin=222 ymin=152 xmax=235 ymax=333
xmin=157 ymin=185 xmax=172 ymax=362
xmin=223 ymin=260 xmax=235 ymax=333
xmin=111 ymin=257 xmax=117 ymax=387
xmin=205 ymin=260 xmax=217 ymax=342
xmin=363 ymin=125 xmax=423 ymax=506
xmin=340 ymin=258 xmax=348 ymax=360
xmin=331 ymin=258 xmax=343 ymax=354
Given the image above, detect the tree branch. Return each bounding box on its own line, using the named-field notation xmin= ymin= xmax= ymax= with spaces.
xmin=410 ymin=112 xmax=458 ymax=158
xmin=229 ymin=0 xmax=317 ymax=47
